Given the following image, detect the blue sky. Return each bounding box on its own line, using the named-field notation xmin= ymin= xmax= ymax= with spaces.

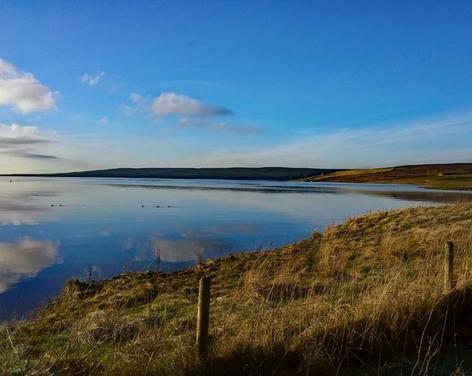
xmin=0 ymin=0 xmax=471 ymax=173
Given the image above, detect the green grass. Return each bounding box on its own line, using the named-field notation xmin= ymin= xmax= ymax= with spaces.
xmin=1 ymin=204 xmax=472 ymax=375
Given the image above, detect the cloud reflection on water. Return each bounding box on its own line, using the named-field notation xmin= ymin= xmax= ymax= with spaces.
xmin=1 ymin=177 xmax=471 ymax=319
xmin=151 ymin=237 xmax=232 ymax=263
xmin=105 ymin=181 xmax=472 ymax=203
xmin=0 ymin=238 xmax=59 ymax=293
xmin=122 ymin=223 xmax=263 ymax=264
xmin=0 ymin=182 xmax=59 ymax=226
xmin=124 ymin=235 xmax=233 ymax=264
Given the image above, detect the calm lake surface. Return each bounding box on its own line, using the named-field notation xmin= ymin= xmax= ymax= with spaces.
xmin=0 ymin=177 xmax=470 ymax=320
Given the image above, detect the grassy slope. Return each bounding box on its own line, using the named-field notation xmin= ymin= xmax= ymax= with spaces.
xmin=302 ymin=163 xmax=472 ymax=190
xmin=2 ymin=204 xmax=472 ymax=375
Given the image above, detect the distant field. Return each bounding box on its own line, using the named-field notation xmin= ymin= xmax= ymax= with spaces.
xmin=302 ymin=163 xmax=472 ymax=190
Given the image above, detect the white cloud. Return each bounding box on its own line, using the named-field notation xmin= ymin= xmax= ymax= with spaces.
xmin=99 ymin=116 xmax=109 ymax=125
xmin=129 ymin=92 xmax=142 ymax=103
xmin=120 ymin=104 xmax=135 ymax=115
xmin=0 ymin=58 xmax=56 ymax=114
xmin=150 ymin=92 xmax=232 ymax=117
xmin=120 ymin=93 xmax=146 ymax=115
xmin=131 ymin=92 xmax=260 ymax=136
xmin=81 ymin=71 xmax=105 ymax=86
xmin=0 ymin=238 xmax=58 ymax=293
xmin=121 ymin=93 xmax=237 ymax=134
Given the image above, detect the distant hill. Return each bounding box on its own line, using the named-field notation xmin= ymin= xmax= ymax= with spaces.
xmin=301 ymin=163 xmax=472 ymax=190
xmin=8 ymin=167 xmax=341 ymax=181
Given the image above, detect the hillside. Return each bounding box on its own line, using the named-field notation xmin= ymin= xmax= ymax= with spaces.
xmin=302 ymin=163 xmax=472 ymax=190
xmin=5 ymin=167 xmax=340 ymax=181
xmin=1 ymin=203 xmax=472 ymax=375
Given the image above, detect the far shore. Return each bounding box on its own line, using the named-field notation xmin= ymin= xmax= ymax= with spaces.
xmin=2 ymin=162 xmax=471 ymax=191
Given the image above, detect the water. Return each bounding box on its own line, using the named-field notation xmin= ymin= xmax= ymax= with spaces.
xmin=0 ymin=177 xmax=470 ymax=320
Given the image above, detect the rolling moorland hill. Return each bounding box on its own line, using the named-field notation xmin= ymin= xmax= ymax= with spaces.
xmin=5 ymin=163 xmax=472 ymax=190
xmin=5 ymin=167 xmax=341 ymax=181
xmin=302 ymin=163 xmax=472 ymax=190
xmin=1 ymin=203 xmax=472 ymax=375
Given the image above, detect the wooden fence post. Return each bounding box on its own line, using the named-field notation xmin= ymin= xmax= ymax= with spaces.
xmin=196 ymin=276 xmax=211 ymax=361
xmin=443 ymin=241 xmax=454 ymax=293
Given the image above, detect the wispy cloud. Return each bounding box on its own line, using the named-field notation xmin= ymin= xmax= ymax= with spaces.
xmin=129 ymin=92 xmax=142 ymax=103
xmin=98 ymin=116 xmax=109 ymax=125
xmin=0 ymin=58 xmax=56 ymax=114
xmin=81 ymin=71 xmax=105 ymax=86
xmin=9 ymin=151 xmax=59 ymax=160
xmin=0 ymin=123 xmax=59 ymax=161
xmin=179 ymin=117 xmax=261 ymax=135
xmin=197 ymin=112 xmax=472 ymax=167
xmin=120 ymin=92 xmax=146 ymax=115
xmin=150 ymin=92 xmax=232 ymax=117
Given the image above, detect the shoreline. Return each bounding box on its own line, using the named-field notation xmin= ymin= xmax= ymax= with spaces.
xmin=301 ymin=176 xmax=472 ymax=191
xmin=3 ymin=163 xmax=471 ymax=190
xmin=2 ymin=203 xmax=472 ymax=374
xmin=3 ymin=173 xmax=471 ymax=192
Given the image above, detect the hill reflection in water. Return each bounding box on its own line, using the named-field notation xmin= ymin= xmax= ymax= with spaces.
xmin=0 ymin=177 xmax=470 ymax=320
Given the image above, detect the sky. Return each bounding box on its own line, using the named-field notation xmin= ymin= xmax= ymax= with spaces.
xmin=0 ymin=0 xmax=471 ymax=173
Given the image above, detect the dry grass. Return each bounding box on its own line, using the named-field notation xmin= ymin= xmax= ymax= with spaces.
xmin=1 ymin=203 xmax=472 ymax=375
xmin=303 ymin=163 xmax=472 ymax=190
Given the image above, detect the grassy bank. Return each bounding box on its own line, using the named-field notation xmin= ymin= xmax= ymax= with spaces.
xmin=2 ymin=204 xmax=472 ymax=375
xmin=301 ymin=163 xmax=472 ymax=190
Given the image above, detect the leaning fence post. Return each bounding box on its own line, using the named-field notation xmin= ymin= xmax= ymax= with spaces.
xmin=196 ymin=276 xmax=211 ymax=361
xmin=443 ymin=241 xmax=454 ymax=293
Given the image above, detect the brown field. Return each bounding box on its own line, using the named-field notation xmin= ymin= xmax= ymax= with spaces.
xmin=302 ymin=163 xmax=472 ymax=190
xmin=1 ymin=203 xmax=472 ymax=375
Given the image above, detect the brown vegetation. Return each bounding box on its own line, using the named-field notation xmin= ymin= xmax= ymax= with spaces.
xmin=302 ymin=163 xmax=472 ymax=190
xmin=1 ymin=204 xmax=472 ymax=375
